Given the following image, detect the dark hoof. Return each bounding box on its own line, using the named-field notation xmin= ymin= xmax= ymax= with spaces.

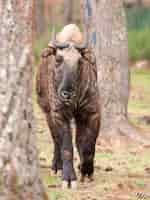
xmin=80 ymin=175 xmax=85 ymax=182
xmin=62 ymin=164 xmax=77 ymax=189
xmin=51 ymin=169 xmax=62 ymax=177
xmin=80 ymin=161 xmax=94 ymax=177
xmin=88 ymin=174 xmax=94 ymax=182
xmin=80 ymin=174 xmax=94 ymax=183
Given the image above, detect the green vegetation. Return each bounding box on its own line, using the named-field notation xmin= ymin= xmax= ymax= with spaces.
xmin=34 ymin=33 xmax=49 ymax=63
xmin=49 ymin=191 xmax=66 ymax=200
xmin=126 ymin=7 xmax=150 ymax=61
xmin=128 ymin=69 xmax=150 ymax=116
xmin=134 ymin=180 xmax=146 ymax=189
xmin=128 ymin=28 xmax=150 ymax=61
xmin=34 ymin=25 xmax=62 ymax=63
xmin=43 ymin=174 xmax=60 ymax=186
xmin=95 ymin=153 xmax=113 ymax=159
xmin=126 ymin=7 xmax=150 ymax=31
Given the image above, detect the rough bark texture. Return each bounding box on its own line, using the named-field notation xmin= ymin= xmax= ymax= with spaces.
xmin=82 ymin=0 xmax=149 ymax=145
xmin=0 ymin=1 xmax=48 ymax=199
xmin=95 ymin=0 xmax=129 ymax=134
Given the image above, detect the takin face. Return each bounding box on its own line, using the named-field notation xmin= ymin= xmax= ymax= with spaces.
xmin=54 ymin=47 xmax=82 ymax=105
xmin=50 ymin=27 xmax=89 ymax=105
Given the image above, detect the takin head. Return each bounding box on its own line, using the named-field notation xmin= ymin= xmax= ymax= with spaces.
xmin=49 ymin=24 xmax=89 ymax=105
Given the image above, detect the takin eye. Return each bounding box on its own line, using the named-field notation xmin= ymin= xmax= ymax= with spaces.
xmin=55 ymin=55 xmax=63 ymax=68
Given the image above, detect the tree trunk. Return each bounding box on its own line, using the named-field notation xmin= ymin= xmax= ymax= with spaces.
xmin=35 ymin=0 xmax=46 ymax=37
xmin=64 ymin=0 xmax=73 ymax=25
xmin=137 ymin=0 xmax=143 ymax=6
xmin=0 ymin=1 xmax=48 ymax=199
xmin=95 ymin=0 xmax=129 ymax=134
xmin=82 ymin=0 xmax=149 ymax=146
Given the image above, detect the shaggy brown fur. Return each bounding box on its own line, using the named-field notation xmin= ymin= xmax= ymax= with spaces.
xmin=36 ymin=45 xmax=100 ymax=186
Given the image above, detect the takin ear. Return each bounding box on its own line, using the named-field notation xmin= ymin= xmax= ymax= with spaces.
xmin=81 ymin=48 xmax=96 ymax=65
xmin=41 ymin=46 xmax=56 ymax=58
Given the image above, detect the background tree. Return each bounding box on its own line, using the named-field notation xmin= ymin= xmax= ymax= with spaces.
xmin=36 ymin=0 xmax=46 ymax=36
xmin=137 ymin=0 xmax=143 ymax=6
xmin=82 ymin=0 xmax=149 ymax=146
xmin=0 ymin=0 xmax=48 ymax=199
xmin=63 ymin=0 xmax=73 ymax=25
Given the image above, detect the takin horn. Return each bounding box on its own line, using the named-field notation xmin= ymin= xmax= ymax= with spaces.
xmin=74 ymin=30 xmax=89 ymax=50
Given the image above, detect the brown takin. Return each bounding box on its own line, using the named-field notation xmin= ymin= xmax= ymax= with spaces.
xmin=36 ymin=24 xmax=100 ymax=189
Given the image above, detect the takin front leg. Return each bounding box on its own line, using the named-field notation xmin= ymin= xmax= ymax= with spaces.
xmin=47 ymin=116 xmax=77 ymax=188
xmin=76 ymin=113 xmax=100 ymax=182
xmin=61 ymin=124 xmax=77 ymax=189
xmin=51 ymin=142 xmax=62 ymax=174
xmin=47 ymin=116 xmax=63 ymax=174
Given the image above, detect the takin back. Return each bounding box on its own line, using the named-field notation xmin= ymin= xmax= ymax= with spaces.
xmin=36 ymin=24 xmax=101 ymax=189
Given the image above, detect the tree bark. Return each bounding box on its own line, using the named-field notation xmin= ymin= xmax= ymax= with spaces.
xmin=95 ymin=0 xmax=129 ymax=133
xmin=63 ymin=0 xmax=73 ymax=25
xmin=35 ymin=0 xmax=46 ymax=37
xmin=82 ymin=0 xmax=149 ymax=146
xmin=123 ymin=0 xmax=143 ymax=7
xmin=137 ymin=0 xmax=143 ymax=7
xmin=0 ymin=1 xmax=48 ymax=199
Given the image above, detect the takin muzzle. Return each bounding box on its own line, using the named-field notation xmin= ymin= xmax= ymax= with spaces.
xmin=55 ymin=47 xmax=82 ymax=104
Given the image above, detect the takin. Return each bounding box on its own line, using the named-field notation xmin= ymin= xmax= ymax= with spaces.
xmin=36 ymin=24 xmax=100 ymax=189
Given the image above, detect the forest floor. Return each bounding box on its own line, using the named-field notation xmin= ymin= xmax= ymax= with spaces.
xmin=34 ymin=68 xmax=150 ymax=200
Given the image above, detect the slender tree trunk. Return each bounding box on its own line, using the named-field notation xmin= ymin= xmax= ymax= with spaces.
xmin=35 ymin=0 xmax=46 ymax=37
xmin=123 ymin=0 xmax=143 ymax=7
xmin=82 ymin=0 xmax=149 ymax=146
xmin=0 ymin=1 xmax=48 ymax=199
xmin=137 ymin=0 xmax=143 ymax=6
xmin=64 ymin=0 xmax=73 ymax=25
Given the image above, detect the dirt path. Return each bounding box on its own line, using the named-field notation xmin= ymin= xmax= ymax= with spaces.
xmin=33 ymin=69 xmax=150 ymax=200
xmin=34 ymin=104 xmax=150 ymax=200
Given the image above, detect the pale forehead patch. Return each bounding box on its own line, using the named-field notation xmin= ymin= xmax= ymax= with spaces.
xmin=56 ymin=24 xmax=83 ymax=44
xmin=57 ymin=47 xmax=81 ymax=67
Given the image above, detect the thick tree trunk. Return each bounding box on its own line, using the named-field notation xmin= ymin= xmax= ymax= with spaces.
xmin=82 ymin=0 xmax=149 ymax=146
xmin=63 ymin=0 xmax=73 ymax=25
xmin=0 ymin=1 xmax=48 ymax=199
xmin=95 ymin=0 xmax=129 ymax=134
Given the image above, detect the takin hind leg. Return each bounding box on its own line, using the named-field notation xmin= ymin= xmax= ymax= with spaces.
xmin=76 ymin=114 xmax=100 ymax=182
